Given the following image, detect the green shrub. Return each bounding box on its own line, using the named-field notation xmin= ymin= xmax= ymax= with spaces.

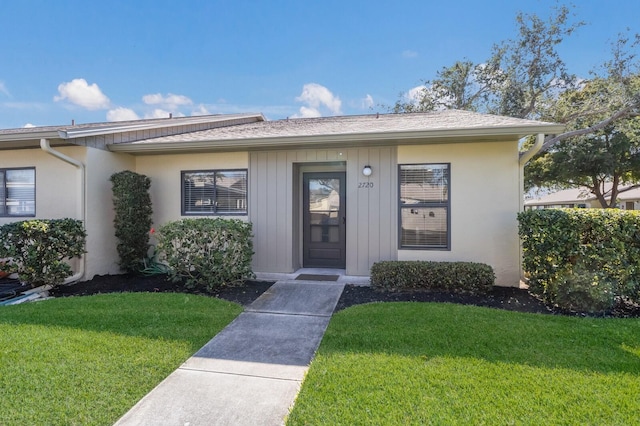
xmin=110 ymin=171 xmax=153 ymax=273
xmin=370 ymin=261 xmax=495 ymax=294
xmin=0 ymin=219 xmax=86 ymax=287
xmin=555 ymin=267 xmax=615 ymax=313
xmin=156 ymin=218 xmax=254 ymax=291
xmin=518 ymin=209 xmax=640 ymax=310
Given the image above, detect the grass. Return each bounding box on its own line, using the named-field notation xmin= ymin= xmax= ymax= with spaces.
xmin=0 ymin=292 xmax=243 ymax=425
xmin=288 ymin=302 xmax=640 ymax=425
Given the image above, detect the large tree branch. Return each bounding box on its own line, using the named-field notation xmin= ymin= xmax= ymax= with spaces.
xmin=538 ymin=104 xmax=639 ymax=153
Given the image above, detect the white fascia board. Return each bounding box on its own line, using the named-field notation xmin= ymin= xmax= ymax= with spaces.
xmin=108 ymin=123 xmax=566 ymax=154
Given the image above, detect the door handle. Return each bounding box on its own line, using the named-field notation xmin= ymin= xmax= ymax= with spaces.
xmin=342 ymin=216 xmax=346 ymax=225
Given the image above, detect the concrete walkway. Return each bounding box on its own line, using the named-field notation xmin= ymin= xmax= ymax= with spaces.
xmin=114 ymin=279 xmax=345 ymax=426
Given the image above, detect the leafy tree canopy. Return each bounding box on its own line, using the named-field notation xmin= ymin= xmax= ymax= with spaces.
xmin=393 ymin=4 xmax=640 ymax=207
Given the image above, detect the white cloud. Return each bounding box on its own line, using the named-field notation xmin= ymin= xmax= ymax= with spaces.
xmin=54 ymin=78 xmax=111 ymax=110
xmin=0 ymin=81 xmax=10 ymax=97
xmin=142 ymin=93 xmax=193 ymax=110
xmin=23 ymin=123 xmax=36 ymax=128
xmin=293 ymin=83 xmax=342 ymax=118
xmin=361 ymin=94 xmax=374 ymax=109
xmin=191 ymin=104 xmax=211 ymax=116
xmin=406 ymin=85 xmax=427 ymax=103
xmin=296 ymin=106 xmax=323 ymax=118
xmin=106 ymin=107 xmax=140 ymax=122
xmin=144 ymin=108 xmax=185 ymax=119
xmin=402 ymin=50 xmax=418 ymax=58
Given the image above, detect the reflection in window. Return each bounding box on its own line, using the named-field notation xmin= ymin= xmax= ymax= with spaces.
xmin=1 ymin=168 xmax=35 ymax=217
xmin=399 ymin=164 xmax=450 ymax=249
xmin=182 ymin=170 xmax=247 ymax=215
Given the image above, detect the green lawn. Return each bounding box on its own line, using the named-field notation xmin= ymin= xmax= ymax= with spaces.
xmin=288 ymin=302 xmax=640 ymax=425
xmin=0 ymin=293 xmax=242 ymax=425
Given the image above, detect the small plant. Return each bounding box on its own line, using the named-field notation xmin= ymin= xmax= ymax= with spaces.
xmin=370 ymin=261 xmax=495 ymax=294
xmin=110 ymin=171 xmax=153 ymax=273
xmin=0 ymin=219 xmax=86 ymax=287
xmin=156 ymin=218 xmax=254 ymax=291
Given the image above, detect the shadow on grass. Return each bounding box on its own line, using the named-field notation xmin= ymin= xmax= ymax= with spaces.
xmin=0 ymin=293 xmax=243 ymax=352
xmin=322 ymin=302 xmax=640 ymax=375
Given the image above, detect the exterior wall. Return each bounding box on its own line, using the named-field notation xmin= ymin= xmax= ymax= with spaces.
xmin=0 ymin=146 xmax=137 ymax=280
xmin=397 ymin=141 xmax=520 ymax=287
xmin=84 ymin=149 xmax=135 ymax=279
xmin=249 ymin=147 xmax=397 ymax=276
xmin=0 ymin=146 xmax=84 ymax=225
xmin=135 ymin=152 xmax=249 ymax=227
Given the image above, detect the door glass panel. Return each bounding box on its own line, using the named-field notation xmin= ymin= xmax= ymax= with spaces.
xmin=310 ymin=225 xmax=339 ymax=242
xmin=308 ymin=178 xmax=341 ymax=243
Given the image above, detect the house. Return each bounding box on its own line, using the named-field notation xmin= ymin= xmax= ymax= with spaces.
xmin=525 ymin=185 xmax=640 ymax=210
xmin=0 ymin=110 xmax=564 ymax=287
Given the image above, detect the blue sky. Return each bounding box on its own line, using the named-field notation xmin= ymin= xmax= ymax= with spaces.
xmin=0 ymin=0 xmax=637 ymax=128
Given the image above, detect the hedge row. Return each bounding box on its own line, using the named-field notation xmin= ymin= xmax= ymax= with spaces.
xmin=0 ymin=219 xmax=86 ymax=287
xmin=370 ymin=261 xmax=495 ymax=295
xmin=518 ymin=209 xmax=640 ymax=312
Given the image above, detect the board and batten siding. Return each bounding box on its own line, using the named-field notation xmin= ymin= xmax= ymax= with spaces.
xmin=249 ymin=147 xmax=397 ymax=276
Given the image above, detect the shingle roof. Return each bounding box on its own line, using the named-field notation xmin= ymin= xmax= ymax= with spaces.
xmin=121 ymin=110 xmax=562 ymax=145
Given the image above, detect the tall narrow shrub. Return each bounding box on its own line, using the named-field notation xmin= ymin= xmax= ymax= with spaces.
xmin=110 ymin=171 xmax=153 ymax=272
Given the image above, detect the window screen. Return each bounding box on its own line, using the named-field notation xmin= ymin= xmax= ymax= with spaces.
xmin=1 ymin=168 xmax=35 ymax=217
xmin=399 ymin=164 xmax=450 ymax=249
xmin=182 ymin=169 xmax=247 ymax=215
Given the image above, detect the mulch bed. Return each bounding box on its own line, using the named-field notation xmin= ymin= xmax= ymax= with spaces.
xmin=50 ymin=274 xmax=640 ymax=317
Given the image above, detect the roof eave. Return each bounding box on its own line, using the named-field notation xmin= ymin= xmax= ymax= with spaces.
xmin=60 ymin=113 xmax=266 ymax=139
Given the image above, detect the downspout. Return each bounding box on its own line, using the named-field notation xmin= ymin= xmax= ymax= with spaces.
xmin=40 ymin=138 xmax=85 ymax=284
xmin=517 ymin=133 xmax=545 ymax=287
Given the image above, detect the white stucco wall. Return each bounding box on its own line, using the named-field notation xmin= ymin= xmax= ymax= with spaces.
xmin=135 ymin=152 xmax=249 ymax=227
xmin=84 ymin=149 xmax=136 ymax=279
xmin=397 ymin=141 xmax=521 ymax=287
xmin=0 ymin=146 xmax=85 ymax=225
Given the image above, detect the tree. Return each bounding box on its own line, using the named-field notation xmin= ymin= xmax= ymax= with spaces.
xmin=394 ymin=4 xmax=584 ymax=120
xmin=393 ymin=4 xmax=640 ymax=205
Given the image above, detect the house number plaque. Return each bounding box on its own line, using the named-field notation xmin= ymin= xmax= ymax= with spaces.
xmin=358 ymin=182 xmax=374 ymax=189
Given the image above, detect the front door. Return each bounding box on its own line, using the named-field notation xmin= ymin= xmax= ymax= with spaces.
xmin=303 ymin=172 xmax=346 ymax=268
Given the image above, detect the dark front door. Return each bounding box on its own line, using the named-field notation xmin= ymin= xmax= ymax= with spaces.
xmin=303 ymin=172 xmax=346 ymax=268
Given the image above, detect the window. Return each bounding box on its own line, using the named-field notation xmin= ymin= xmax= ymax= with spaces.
xmin=182 ymin=169 xmax=247 ymax=215
xmin=1 ymin=168 xmax=35 ymax=217
xmin=399 ymin=164 xmax=450 ymax=249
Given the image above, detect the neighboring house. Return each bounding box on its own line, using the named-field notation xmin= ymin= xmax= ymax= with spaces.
xmin=525 ymin=185 xmax=640 ymax=210
xmin=0 ymin=110 xmax=563 ymax=286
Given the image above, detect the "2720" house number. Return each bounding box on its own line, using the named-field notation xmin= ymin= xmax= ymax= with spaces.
xmin=358 ymin=182 xmax=374 ymax=189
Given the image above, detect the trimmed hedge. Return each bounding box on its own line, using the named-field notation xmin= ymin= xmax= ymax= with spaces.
xmin=156 ymin=218 xmax=254 ymax=291
xmin=110 ymin=171 xmax=153 ymax=273
xmin=0 ymin=219 xmax=86 ymax=287
xmin=370 ymin=261 xmax=495 ymax=295
xmin=518 ymin=209 xmax=640 ymax=312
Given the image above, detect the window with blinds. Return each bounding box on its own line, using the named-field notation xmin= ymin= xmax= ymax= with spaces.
xmin=399 ymin=164 xmax=450 ymax=249
xmin=182 ymin=169 xmax=247 ymax=215
xmin=0 ymin=168 xmax=35 ymax=217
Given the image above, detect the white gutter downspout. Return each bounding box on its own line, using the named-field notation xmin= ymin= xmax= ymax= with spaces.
xmin=40 ymin=138 xmax=85 ymax=284
xmin=517 ymin=133 xmax=545 ymax=287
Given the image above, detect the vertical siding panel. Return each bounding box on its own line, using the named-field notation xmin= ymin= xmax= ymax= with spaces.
xmin=345 ymin=148 xmax=359 ymax=275
xmin=256 ymin=153 xmax=269 ymax=271
xmin=368 ymin=148 xmax=381 ymax=268
xmin=265 ymin=152 xmax=278 ymax=268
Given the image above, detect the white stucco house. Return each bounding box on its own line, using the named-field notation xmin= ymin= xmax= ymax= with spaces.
xmin=0 ymin=110 xmax=564 ymax=286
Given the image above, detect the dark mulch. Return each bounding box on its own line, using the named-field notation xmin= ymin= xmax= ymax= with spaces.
xmin=51 ymin=274 xmax=274 ymax=307
xmin=50 ymin=274 xmax=640 ymax=317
